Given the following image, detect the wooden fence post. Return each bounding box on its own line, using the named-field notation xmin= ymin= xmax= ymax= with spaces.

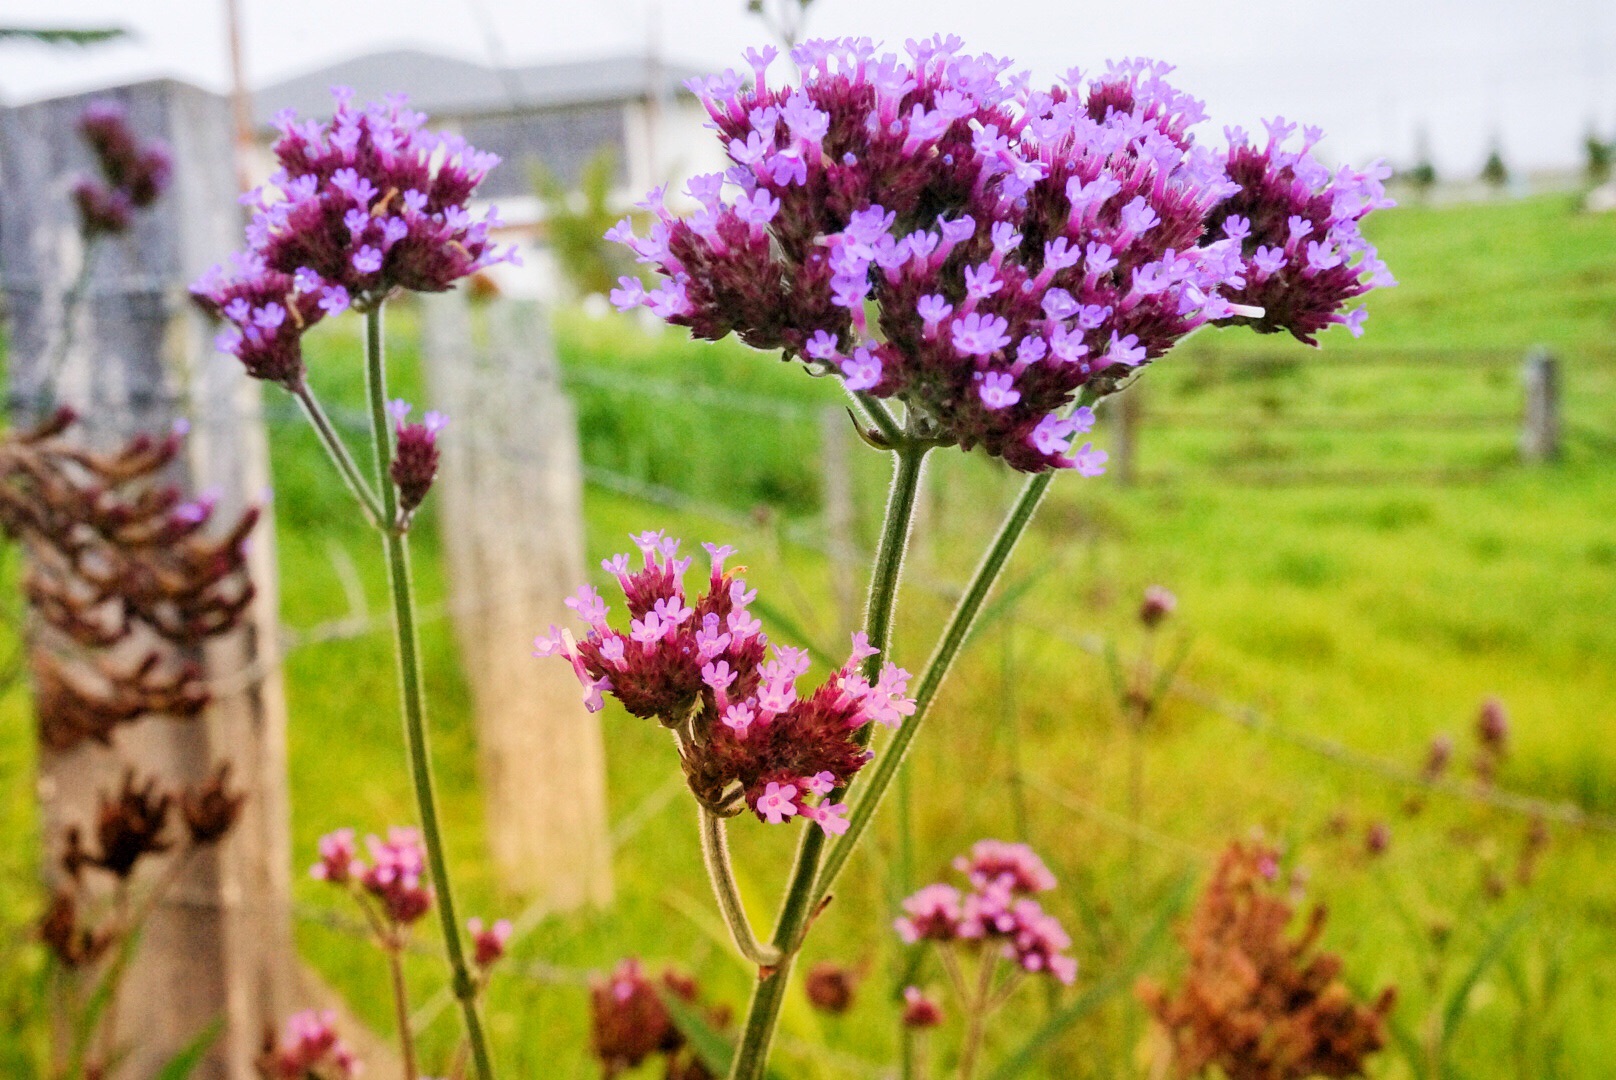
xmin=0 ymin=81 xmax=294 ymax=1078
xmin=1519 ymin=348 xmax=1561 ymax=463
xmin=420 ymin=293 xmax=613 ymax=908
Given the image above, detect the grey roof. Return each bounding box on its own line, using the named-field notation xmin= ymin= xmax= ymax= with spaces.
xmin=252 ymin=49 xmax=704 ymax=128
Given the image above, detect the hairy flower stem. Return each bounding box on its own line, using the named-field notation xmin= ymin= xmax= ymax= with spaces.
xmin=386 ymin=942 xmax=419 ymax=1080
xmin=727 ymin=439 xmax=929 ymax=1080
xmin=699 ymin=807 xmax=782 ymax=967
xmin=360 ymin=304 xmax=496 ymax=1080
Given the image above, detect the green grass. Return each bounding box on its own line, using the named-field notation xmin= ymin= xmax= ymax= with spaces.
xmin=3 ymin=193 xmax=1616 ymax=1078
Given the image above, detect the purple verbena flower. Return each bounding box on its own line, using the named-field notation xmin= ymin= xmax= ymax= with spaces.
xmin=536 ymin=533 xmax=915 ymax=832
xmin=612 ymin=43 xmax=1393 ymax=472
xmin=191 ymin=89 xmax=516 ymax=386
xmin=896 ymin=838 xmax=1077 ymax=985
xmin=1207 ymin=121 xmax=1395 ymax=344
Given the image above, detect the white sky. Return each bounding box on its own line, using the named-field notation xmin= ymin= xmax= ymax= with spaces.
xmin=1 ymin=0 xmax=1612 ymax=174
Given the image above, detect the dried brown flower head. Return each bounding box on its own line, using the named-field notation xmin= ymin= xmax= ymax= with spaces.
xmin=182 ymin=763 xmax=247 ymax=845
xmin=804 ymin=961 xmax=859 ymax=1014
xmin=589 ymin=960 xmax=726 ymax=1080
xmin=85 ymin=771 xmax=172 ymax=879
xmin=39 ymin=889 xmax=113 ymax=968
xmin=1138 ymin=840 xmax=1397 ymax=1080
xmin=0 ymin=409 xmax=258 ymax=753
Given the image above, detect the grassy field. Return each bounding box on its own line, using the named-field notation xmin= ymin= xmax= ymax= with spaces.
xmin=2 ymin=191 xmax=1614 ymax=1078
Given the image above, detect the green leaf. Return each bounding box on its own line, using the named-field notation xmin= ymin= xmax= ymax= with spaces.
xmin=153 ymin=1019 xmax=224 ymax=1080
xmin=68 ymin=923 xmax=145 ymax=1076
xmin=0 ymin=26 xmax=128 ymax=46
xmin=659 ymin=987 xmax=737 ymax=1073
xmin=980 ymin=871 xmax=1193 ymax=1080
xmin=1440 ymin=903 xmax=1534 ymax=1052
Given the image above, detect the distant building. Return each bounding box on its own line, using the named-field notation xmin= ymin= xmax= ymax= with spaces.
xmin=253 ymin=49 xmax=724 ymax=296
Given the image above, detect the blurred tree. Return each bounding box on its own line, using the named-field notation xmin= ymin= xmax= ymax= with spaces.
xmin=0 ymin=26 xmax=127 ymax=46
xmin=746 ymin=0 xmax=816 ymax=49
xmin=532 ymin=147 xmax=634 ymax=299
xmin=1403 ymin=125 xmax=1438 ymax=198
xmin=1585 ymin=127 xmax=1612 ymax=186
xmin=1480 ymin=138 xmax=1509 ymax=188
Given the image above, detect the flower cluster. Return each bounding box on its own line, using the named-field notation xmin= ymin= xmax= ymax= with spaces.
xmin=537 ymin=532 xmax=915 ymax=833
xmin=609 ymin=40 xmax=1392 ymax=471
xmin=1206 ymin=120 xmax=1394 ymax=344
xmin=192 ymin=89 xmax=516 ymax=387
xmin=0 ymin=409 xmax=259 ymax=751
xmin=468 ymin=916 xmax=513 ymax=969
xmin=72 ymin=98 xmax=173 ymax=238
xmin=386 ymin=399 xmax=446 ymax=519
xmin=895 ymin=840 xmax=1076 ymax=984
xmin=256 ymin=1010 xmax=361 ymax=1080
xmin=1137 ymin=840 xmax=1396 ymax=1080
xmin=45 ymin=768 xmax=244 ymax=969
xmin=311 ymin=826 xmax=433 ymax=927
xmin=589 ymin=959 xmax=727 ymax=1080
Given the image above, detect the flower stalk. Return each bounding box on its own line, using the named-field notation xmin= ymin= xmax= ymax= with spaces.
xmin=699 ymin=806 xmax=781 ymax=968
xmin=358 ymin=304 xmax=496 ymax=1080
xmin=727 ymin=435 xmax=929 ymax=1079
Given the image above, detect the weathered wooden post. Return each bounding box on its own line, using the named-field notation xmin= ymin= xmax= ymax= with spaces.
xmin=420 ymin=293 xmax=613 ymax=907
xmin=1519 ymin=348 xmax=1561 ymax=463
xmin=0 ymin=80 xmax=294 ymax=1078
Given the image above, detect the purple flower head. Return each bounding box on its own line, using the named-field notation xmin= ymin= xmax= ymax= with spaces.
xmin=468 ymin=916 xmax=513 ymax=968
xmin=192 ymin=90 xmax=515 ymax=385
xmin=608 ymin=42 xmax=1387 ymax=472
xmin=359 ymin=826 xmax=434 ymax=926
xmin=76 ymin=99 xmax=173 ymax=214
xmin=896 ymin=839 xmax=1076 ymax=986
xmin=1207 ymin=122 xmax=1395 ymax=344
xmin=267 ymin=1010 xmax=361 ymax=1079
xmin=538 ymin=535 xmax=914 ymax=832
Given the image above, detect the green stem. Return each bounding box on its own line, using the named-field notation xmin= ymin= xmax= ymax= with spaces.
xmin=851 ymin=390 xmax=904 ymax=446
xmin=361 ymin=304 xmax=497 ymax=1080
xmin=699 ymin=807 xmax=782 ymax=968
xmin=957 ymin=953 xmax=998 ymax=1080
xmin=726 ymin=439 xmax=929 ymax=1080
xmin=386 ymin=943 xmax=419 ymax=1080
xmin=291 ymin=380 xmax=386 ymax=529
xmin=811 ymin=467 xmax=1056 ymax=905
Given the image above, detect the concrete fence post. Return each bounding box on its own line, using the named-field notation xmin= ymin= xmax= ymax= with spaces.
xmin=0 ymin=80 xmax=293 ymax=1079
xmin=420 ymin=293 xmax=613 ymax=908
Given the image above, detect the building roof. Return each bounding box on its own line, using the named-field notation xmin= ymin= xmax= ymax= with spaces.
xmin=252 ymin=49 xmax=704 ymax=128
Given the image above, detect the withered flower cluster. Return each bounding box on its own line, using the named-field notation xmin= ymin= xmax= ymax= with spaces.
xmin=1139 ymin=840 xmax=1396 ymax=1080
xmin=0 ymin=408 xmax=258 ymax=750
xmin=589 ymin=959 xmax=729 ymax=1080
xmin=43 ymin=766 xmax=244 ymax=968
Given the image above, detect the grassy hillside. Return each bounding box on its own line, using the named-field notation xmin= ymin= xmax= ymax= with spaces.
xmin=1 ymin=193 xmax=1613 ymax=1078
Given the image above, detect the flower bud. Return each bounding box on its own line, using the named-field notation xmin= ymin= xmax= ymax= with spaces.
xmin=387 ymin=400 xmax=446 ymax=518
xmin=901 ymin=986 xmax=943 ymax=1029
xmin=804 ymin=962 xmax=857 ymax=1014
xmin=1139 ymin=585 xmax=1177 ymax=629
